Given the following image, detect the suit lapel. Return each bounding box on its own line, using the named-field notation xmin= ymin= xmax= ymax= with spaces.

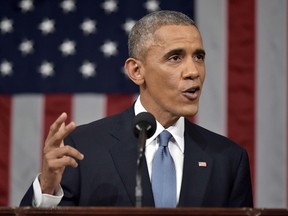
xmin=107 ymin=110 xmax=213 ymax=207
xmin=178 ymin=121 xmax=213 ymax=207
xmin=108 ymin=107 xmax=154 ymax=207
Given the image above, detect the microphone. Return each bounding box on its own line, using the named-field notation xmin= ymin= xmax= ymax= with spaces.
xmin=133 ymin=112 xmax=156 ymax=207
xmin=133 ymin=112 xmax=156 ymax=139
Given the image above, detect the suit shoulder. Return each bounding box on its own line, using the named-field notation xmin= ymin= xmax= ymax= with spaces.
xmin=79 ymin=107 xmax=132 ymax=129
xmin=69 ymin=107 xmax=134 ymax=140
xmin=185 ymin=120 xmax=245 ymax=152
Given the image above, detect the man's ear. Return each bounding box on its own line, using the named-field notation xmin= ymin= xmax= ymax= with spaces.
xmin=124 ymin=58 xmax=144 ymax=85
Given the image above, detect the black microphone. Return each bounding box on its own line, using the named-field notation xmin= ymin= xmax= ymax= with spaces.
xmin=133 ymin=112 xmax=156 ymax=207
xmin=133 ymin=112 xmax=156 ymax=139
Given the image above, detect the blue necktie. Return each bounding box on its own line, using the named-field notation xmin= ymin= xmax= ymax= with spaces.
xmin=151 ymin=130 xmax=177 ymax=207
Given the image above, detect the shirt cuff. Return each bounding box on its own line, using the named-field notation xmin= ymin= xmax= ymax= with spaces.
xmin=32 ymin=173 xmax=63 ymax=207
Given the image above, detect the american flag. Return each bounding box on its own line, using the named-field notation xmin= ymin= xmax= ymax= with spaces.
xmin=0 ymin=0 xmax=287 ymax=208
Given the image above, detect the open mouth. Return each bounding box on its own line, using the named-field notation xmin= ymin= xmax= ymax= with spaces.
xmin=182 ymin=86 xmax=200 ymax=100
xmin=187 ymin=86 xmax=200 ymax=94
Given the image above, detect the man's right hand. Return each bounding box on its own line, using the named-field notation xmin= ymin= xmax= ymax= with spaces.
xmin=39 ymin=112 xmax=84 ymax=195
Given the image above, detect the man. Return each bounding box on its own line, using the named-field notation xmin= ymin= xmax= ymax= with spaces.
xmin=20 ymin=10 xmax=253 ymax=207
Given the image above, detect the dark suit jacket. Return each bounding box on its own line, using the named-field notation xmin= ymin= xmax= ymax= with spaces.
xmin=20 ymin=106 xmax=253 ymax=207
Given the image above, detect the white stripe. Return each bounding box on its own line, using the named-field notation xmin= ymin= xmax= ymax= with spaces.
xmin=72 ymin=94 xmax=106 ymax=125
xmin=10 ymin=95 xmax=43 ymax=206
xmin=256 ymin=0 xmax=288 ymax=208
xmin=195 ymin=0 xmax=227 ymax=136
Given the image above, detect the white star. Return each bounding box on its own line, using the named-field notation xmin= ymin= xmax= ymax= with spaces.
xmin=59 ymin=39 xmax=76 ymax=56
xmin=122 ymin=19 xmax=136 ymax=34
xmin=100 ymin=40 xmax=118 ymax=57
xmin=60 ymin=0 xmax=76 ymax=13
xmin=0 ymin=18 xmax=13 ymax=34
xmin=19 ymin=39 xmax=34 ymax=55
xmin=102 ymin=0 xmax=118 ymax=14
xmin=0 ymin=60 xmax=13 ymax=76
xmin=144 ymin=0 xmax=160 ymax=12
xmin=79 ymin=61 xmax=96 ymax=78
xmin=39 ymin=61 xmax=54 ymax=78
xmin=80 ymin=19 xmax=96 ymax=35
xmin=38 ymin=18 xmax=55 ymax=35
xmin=19 ymin=0 xmax=34 ymax=12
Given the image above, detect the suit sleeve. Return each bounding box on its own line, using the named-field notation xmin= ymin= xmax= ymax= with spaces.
xmin=228 ymin=148 xmax=253 ymax=207
xmin=19 ymin=184 xmax=34 ymax=206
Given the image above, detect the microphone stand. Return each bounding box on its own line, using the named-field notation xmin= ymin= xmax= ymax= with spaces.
xmin=135 ymin=128 xmax=147 ymax=207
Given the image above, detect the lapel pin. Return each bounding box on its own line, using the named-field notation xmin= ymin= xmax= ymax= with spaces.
xmin=198 ymin=162 xmax=207 ymax=167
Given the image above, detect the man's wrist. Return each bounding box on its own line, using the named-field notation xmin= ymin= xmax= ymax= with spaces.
xmin=32 ymin=173 xmax=63 ymax=207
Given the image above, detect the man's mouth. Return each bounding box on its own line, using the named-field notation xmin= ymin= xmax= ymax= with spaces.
xmin=182 ymin=86 xmax=201 ymax=100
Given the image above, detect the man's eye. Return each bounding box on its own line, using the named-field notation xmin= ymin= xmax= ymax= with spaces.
xmin=168 ymin=55 xmax=181 ymax=62
xmin=194 ymin=54 xmax=205 ymax=62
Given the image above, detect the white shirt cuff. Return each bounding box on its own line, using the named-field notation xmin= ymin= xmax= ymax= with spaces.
xmin=32 ymin=173 xmax=63 ymax=207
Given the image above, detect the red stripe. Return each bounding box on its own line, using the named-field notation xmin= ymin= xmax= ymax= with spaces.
xmin=44 ymin=94 xmax=73 ymax=141
xmin=105 ymin=94 xmax=135 ymax=116
xmin=0 ymin=96 xmax=12 ymax=206
xmin=228 ymin=0 xmax=256 ymax=191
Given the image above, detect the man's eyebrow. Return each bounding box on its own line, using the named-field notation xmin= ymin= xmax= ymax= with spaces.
xmin=162 ymin=48 xmax=184 ymax=59
xmin=194 ymin=48 xmax=206 ymax=56
xmin=162 ymin=48 xmax=206 ymax=59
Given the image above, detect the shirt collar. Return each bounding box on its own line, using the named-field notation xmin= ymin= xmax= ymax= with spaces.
xmin=134 ymin=96 xmax=185 ymax=153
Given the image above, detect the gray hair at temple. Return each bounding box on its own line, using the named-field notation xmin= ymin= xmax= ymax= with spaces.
xmin=128 ymin=10 xmax=197 ymax=60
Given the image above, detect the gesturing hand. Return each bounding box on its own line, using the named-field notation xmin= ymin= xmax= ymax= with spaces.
xmin=39 ymin=112 xmax=84 ymax=195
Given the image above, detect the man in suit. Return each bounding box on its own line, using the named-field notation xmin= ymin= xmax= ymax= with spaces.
xmin=20 ymin=10 xmax=253 ymax=207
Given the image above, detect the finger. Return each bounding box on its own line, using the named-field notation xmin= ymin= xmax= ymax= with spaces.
xmin=46 ymin=112 xmax=68 ymax=141
xmin=48 ymin=156 xmax=80 ymax=169
xmin=64 ymin=121 xmax=77 ymax=137
xmin=54 ymin=121 xmax=76 ymax=143
xmin=45 ymin=145 xmax=84 ymax=161
xmin=45 ymin=118 xmax=76 ymax=149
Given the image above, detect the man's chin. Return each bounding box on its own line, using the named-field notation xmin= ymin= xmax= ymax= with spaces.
xmin=181 ymin=107 xmax=198 ymax=118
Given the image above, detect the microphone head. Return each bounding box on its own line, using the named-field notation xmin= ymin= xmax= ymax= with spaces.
xmin=133 ymin=112 xmax=157 ymax=139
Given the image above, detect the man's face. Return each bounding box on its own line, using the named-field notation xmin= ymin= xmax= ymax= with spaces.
xmin=139 ymin=25 xmax=206 ymax=126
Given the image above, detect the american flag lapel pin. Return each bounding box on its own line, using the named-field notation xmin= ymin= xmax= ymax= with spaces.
xmin=198 ymin=162 xmax=207 ymax=167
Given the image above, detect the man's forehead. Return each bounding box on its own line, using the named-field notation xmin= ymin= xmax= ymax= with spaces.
xmin=141 ymin=25 xmax=201 ymax=60
xmin=153 ymin=25 xmax=200 ymax=40
xmin=154 ymin=24 xmax=198 ymax=33
xmin=152 ymin=25 xmax=202 ymax=46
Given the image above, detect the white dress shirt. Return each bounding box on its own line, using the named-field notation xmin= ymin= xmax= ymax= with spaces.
xmin=33 ymin=96 xmax=185 ymax=207
xmin=134 ymin=97 xmax=185 ymax=203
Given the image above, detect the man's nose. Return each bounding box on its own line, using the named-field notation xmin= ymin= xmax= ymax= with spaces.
xmin=183 ymin=58 xmax=199 ymax=80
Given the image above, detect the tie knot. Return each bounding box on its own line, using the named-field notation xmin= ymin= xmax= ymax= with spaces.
xmin=159 ymin=130 xmax=172 ymax=147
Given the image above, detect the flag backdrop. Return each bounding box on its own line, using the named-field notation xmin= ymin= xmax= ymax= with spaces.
xmin=0 ymin=0 xmax=287 ymax=208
